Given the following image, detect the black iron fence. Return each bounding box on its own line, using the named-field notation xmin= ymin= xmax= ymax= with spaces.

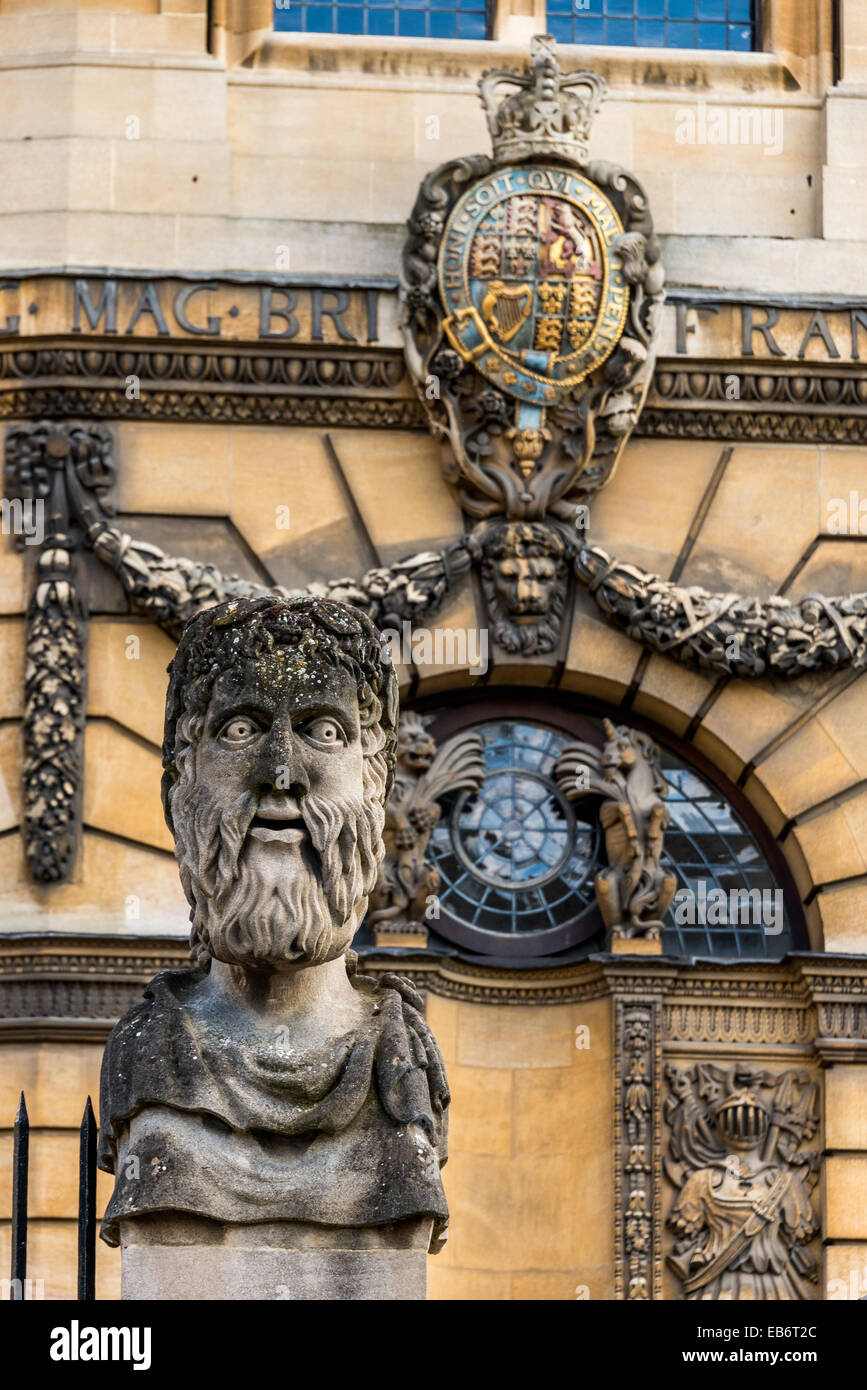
xmin=8 ymin=1091 xmax=97 ymax=1300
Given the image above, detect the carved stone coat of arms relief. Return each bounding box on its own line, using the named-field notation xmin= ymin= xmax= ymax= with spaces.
xmin=401 ymin=33 xmax=664 ymax=656
xmin=664 ymin=1064 xmax=820 ymax=1301
xmin=438 ymin=164 xmax=630 ymax=410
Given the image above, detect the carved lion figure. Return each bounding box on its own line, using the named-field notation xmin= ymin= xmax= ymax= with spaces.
xmin=368 ymin=712 xmax=485 ymax=937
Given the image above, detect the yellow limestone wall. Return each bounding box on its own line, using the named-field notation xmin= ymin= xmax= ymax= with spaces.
xmin=5 ymin=427 xmax=867 ymax=951
xmin=426 ymin=996 xmax=613 ymax=1300
xmin=2 ymin=421 xmax=867 ymax=1296
xmin=1 ymin=0 xmax=867 ymax=1299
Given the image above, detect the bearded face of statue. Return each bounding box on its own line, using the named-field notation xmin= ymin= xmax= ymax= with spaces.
xmin=169 ymin=652 xmax=385 ymax=972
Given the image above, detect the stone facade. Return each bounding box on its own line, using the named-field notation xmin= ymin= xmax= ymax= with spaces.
xmin=1 ymin=0 xmax=867 ymax=1300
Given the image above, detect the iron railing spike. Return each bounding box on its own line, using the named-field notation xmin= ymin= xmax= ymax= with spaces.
xmin=11 ymin=1090 xmax=30 ymax=1296
xmin=77 ymin=1095 xmax=98 ymax=1302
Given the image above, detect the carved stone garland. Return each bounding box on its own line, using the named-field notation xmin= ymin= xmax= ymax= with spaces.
xmin=4 ymin=422 xmax=114 ymax=881
xmin=11 ymin=427 xmax=867 ymax=888
xmin=74 ymin=489 xmax=867 ymax=681
xmin=576 ymin=543 xmax=867 ymax=677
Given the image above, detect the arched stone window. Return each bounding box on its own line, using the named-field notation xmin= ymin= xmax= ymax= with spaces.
xmin=414 ymin=695 xmax=804 ymax=960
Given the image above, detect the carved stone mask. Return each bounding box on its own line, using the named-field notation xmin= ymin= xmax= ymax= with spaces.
xmin=161 ymin=596 xmax=398 ymax=972
xmin=468 ymin=520 xmax=570 ymax=658
xmin=485 ymin=521 xmax=568 ymax=620
xmin=492 ymin=543 xmax=560 ymax=618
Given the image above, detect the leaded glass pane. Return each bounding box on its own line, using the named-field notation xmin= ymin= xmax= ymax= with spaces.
xmin=547 ymin=0 xmax=756 ymax=49
xmin=428 ymin=720 xmax=600 ymax=936
xmin=423 ymin=715 xmax=791 ymax=959
xmin=274 ymin=0 xmax=487 ymax=37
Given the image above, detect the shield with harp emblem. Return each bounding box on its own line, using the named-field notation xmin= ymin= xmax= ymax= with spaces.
xmin=480 ymin=279 xmax=533 ymax=345
xmin=402 ymin=34 xmax=664 ymax=519
xmin=437 ymin=164 xmax=630 ymax=407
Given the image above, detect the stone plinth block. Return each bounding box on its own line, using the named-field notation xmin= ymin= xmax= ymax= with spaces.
xmin=120 ymin=1215 xmax=433 ymax=1301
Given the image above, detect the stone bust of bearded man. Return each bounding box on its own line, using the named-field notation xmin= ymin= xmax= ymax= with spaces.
xmin=97 ymin=596 xmax=449 ymax=1297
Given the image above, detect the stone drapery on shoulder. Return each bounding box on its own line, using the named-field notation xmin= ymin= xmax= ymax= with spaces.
xmin=98 ymin=963 xmax=450 ymax=1251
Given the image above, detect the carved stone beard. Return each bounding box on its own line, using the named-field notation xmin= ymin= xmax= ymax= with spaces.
xmin=173 ymin=779 xmax=384 ymax=971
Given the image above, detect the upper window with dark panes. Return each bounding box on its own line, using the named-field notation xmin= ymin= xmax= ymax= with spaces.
xmin=547 ymin=0 xmax=755 ymax=50
xmin=273 ymin=0 xmax=489 ymax=39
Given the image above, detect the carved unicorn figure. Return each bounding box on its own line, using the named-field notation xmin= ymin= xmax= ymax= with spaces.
xmin=555 ymin=718 xmax=677 ymax=944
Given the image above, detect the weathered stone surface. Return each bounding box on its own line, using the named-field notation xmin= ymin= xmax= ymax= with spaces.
xmin=100 ymin=969 xmax=448 ymax=1242
xmin=98 ymin=596 xmax=450 ymax=1296
xmin=556 ymin=720 xmax=675 ymax=948
xmin=119 ymin=1215 xmax=433 ymax=1301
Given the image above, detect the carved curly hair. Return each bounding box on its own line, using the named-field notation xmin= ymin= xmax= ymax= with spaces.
xmin=161 ymin=595 xmax=399 ymax=834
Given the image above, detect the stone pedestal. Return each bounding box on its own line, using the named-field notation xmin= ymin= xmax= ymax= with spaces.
xmin=610 ymin=937 xmax=663 ymax=955
xmin=119 ymin=1215 xmax=433 ymax=1301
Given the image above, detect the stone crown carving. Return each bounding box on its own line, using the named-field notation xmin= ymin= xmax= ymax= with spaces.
xmin=479 ymin=34 xmax=608 ymax=166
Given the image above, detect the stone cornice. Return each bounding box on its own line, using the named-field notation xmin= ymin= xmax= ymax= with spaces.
xmin=0 ymin=271 xmax=863 ymax=442
xmin=2 ymin=344 xmax=865 ymax=444
xmin=2 ymin=937 xmax=865 ymax=1045
xmin=243 ymin=34 xmax=802 ymax=99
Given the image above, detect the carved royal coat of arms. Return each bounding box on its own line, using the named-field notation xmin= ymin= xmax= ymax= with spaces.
xmin=438 ymin=160 xmax=630 ymax=410
xmin=401 ymin=34 xmax=664 ymax=655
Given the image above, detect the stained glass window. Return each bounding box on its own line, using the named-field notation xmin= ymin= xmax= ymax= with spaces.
xmin=428 ymin=721 xmax=600 ymax=942
xmin=659 ymin=753 xmax=793 ymax=958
